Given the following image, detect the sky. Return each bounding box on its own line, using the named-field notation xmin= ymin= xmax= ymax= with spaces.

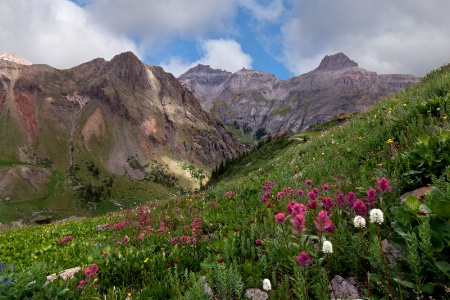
xmin=1 ymin=0 xmax=449 ymax=79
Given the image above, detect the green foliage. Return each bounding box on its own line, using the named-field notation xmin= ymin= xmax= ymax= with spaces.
xmin=203 ymin=262 xmax=243 ymax=299
xmin=390 ymin=185 xmax=450 ymax=296
xmin=180 ymin=162 xmax=206 ymax=188
xmin=401 ymin=129 xmax=450 ymax=187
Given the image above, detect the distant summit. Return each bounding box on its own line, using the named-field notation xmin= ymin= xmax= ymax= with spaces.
xmin=0 ymin=51 xmax=32 ymax=65
xmin=315 ymin=52 xmax=358 ymax=72
xmin=178 ymin=52 xmax=421 ymax=137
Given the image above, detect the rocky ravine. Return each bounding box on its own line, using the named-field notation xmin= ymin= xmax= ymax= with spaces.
xmin=179 ymin=53 xmax=420 ymax=137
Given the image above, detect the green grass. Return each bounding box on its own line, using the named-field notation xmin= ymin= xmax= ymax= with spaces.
xmin=1 ymin=64 xmax=449 ymax=299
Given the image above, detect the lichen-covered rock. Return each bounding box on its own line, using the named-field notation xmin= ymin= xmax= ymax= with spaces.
xmin=330 ymin=275 xmax=361 ymax=299
xmin=245 ymin=288 xmax=268 ymax=300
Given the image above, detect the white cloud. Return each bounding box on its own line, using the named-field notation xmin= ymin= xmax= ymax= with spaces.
xmin=160 ymin=56 xmax=196 ymax=77
xmin=239 ymin=0 xmax=285 ymax=23
xmin=161 ymin=39 xmax=252 ymax=76
xmin=281 ymin=0 xmax=450 ymax=76
xmin=0 ymin=0 xmax=139 ymax=68
xmin=86 ymin=0 xmax=238 ymax=44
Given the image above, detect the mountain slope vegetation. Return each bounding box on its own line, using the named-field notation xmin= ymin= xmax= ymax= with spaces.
xmin=0 ymin=64 xmax=449 ymax=299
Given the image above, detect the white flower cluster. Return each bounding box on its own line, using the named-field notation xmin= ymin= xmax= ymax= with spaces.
xmin=262 ymin=278 xmax=272 ymax=291
xmin=322 ymin=240 xmax=333 ymax=254
xmin=353 ymin=216 xmax=366 ymax=229
xmin=369 ymin=209 xmax=384 ymax=224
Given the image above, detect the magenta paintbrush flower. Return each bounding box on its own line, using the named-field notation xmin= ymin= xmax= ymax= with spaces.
xmin=296 ymin=251 xmax=313 ymax=266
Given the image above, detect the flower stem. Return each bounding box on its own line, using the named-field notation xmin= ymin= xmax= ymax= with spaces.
xmin=377 ymin=225 xmax=394 ymax=300
xmin=360 ymin=229 xmax=370 ymax=297
xmin=326 ymin=255 xmax=337 ymax=300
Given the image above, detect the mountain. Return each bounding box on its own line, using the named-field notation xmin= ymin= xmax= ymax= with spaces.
xmin=0 ymin=51 xmax=32 ymax=65
xmin=178 ymin=53 xmax=420 ymax=139
xmin=0 ymin=52 xmax=242 ymax=222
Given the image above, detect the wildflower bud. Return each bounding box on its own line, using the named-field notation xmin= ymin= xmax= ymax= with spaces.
xmin=322 ymin=241 xmax=333 ymax=254
xmin=369 ymin=209 xmax=384 ymax=224
xmin=262 ymin=278 xmax=272 ymax=291
xmin=353 ymin=216 xmax=366 ymax=229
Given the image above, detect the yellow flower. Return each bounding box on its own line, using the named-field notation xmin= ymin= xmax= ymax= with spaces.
xmin=94 ymin=278 xmax=98 ymax=282
xmin=128 ymin=293 xmax=132 ymax=297
xmin=144 ymin=258 xmax=149 ymax=263
xmin=443 ymin=116 xmax=448 ymax=120
xmin=387 ymin=138 xmax=394 ymax=144
xmin=374 ymin=114 xmax=377 ymax=119
xmin=403 ymin=104 xmax=407 ymax=106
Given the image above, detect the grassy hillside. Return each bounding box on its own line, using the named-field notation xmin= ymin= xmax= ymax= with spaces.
xmin=0 ymin=65 xmax=449 ymax=299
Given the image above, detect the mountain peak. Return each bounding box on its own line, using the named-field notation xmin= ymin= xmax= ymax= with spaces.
xmin=0 ymin=51 xmax=32 ymax=65
xmin=316 ymin=52 xmax=358 ymax=71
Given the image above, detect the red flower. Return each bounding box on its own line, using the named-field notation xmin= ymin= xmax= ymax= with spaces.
xmin=217 ymin=258 xmax=225 ymax=263
xmin=296 ymin=251 xmax=313 ymax=266
xmin=377 ymin=178 xmax=393 ymax=193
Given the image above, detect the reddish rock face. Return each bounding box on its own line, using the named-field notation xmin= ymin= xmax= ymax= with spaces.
xmin=0 ymin=90 xmax=6 ymax=114
xmin=15 ymin=92 xmax=38 ymax=142
xmin=179 ymin=52 xmax=421 ymax=136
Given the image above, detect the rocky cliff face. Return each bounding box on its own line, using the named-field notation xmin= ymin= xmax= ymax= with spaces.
xmin=179 ymin=53 xmax=420 ymax=138
xmin=0 ymin=52 xmax=243 ymax=200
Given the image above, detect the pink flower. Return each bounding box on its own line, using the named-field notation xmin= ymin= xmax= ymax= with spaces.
xmin=224 ymin=191 xmax=235 ymax=197
xmin=102 ymin=252 xmax=108 ymax=257
xmin=365 ymin=188 xmax=377 ymax=207
xmin=353 ymin=199 xmax=368 ymax=216
xmin=116 ymin=241 xmax=121 ymax=246
xmin=255 ymin=239 xmax=262 ymax=246
xmin=286 ymin=201 xmax=296 ymax=213
xmin=322 ymin=197 xmax=334 ymax=210
xmin=276 ymin=192 xmax=284 ymax=200
xmin=322 ymin=184 xmax=329 ymax=191
xmin=307 ymin=199 xmax=317 ymax=209
xmin=91 ymin=264 xmax=98 ymax=273
xmin=377 ymin=178 xmax=392 ymax=193
xmin=347 ymin=192 xmax=356 ymax=207
xmin=211 ymin=202 xmax=216 ymax=208
xmin=336 ymin=193 xmax=347 ymax=208
xmin=297 ymin=189 xmax=304 ymax=197
xmin=314 ymin=210 xmax=335 ymax=233
xmin=266 ymin=202 xmax=273 ymax=208
xmin=312 ymin=188 xmax=319 ymax=197
xmin=124 ymin=236 xmax=130 ymax=243
xmin=296 ymin=251 xmax=313 ymax=266
xmin=275 ymin=212 xmax=288 ymax=223
xmin=292 ymin=214 xmax=306 ymax=233
xmin=305 ymin=179 xmax=312 ymax=186
xmin=77 ymin=279 xmax=87 ymax=290
xmin=292 ymin=203 xmax=307 ymax=216
xmin=308 ymin=191 xmax=316 ymax=200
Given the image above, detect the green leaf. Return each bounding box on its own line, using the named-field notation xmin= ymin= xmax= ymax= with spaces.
xmin=435 ymin=261 xmax=450 ymax=279
xmin=426 ymin=187 xmax=450 ymax=218
xmin=393 ymin=278 xmax=415 ymax=289
xmin=422 ymin=282 xmax=435 ymax=293
xmin=440 ymin=130 xmax=450 ymax=143
xmin=418 ymin=135 xmax=430 ymax=146
xmin=419 ymin=204 xmax=432 ymax=214
xmin=405 ymin=195 xmax=422 ymax=213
